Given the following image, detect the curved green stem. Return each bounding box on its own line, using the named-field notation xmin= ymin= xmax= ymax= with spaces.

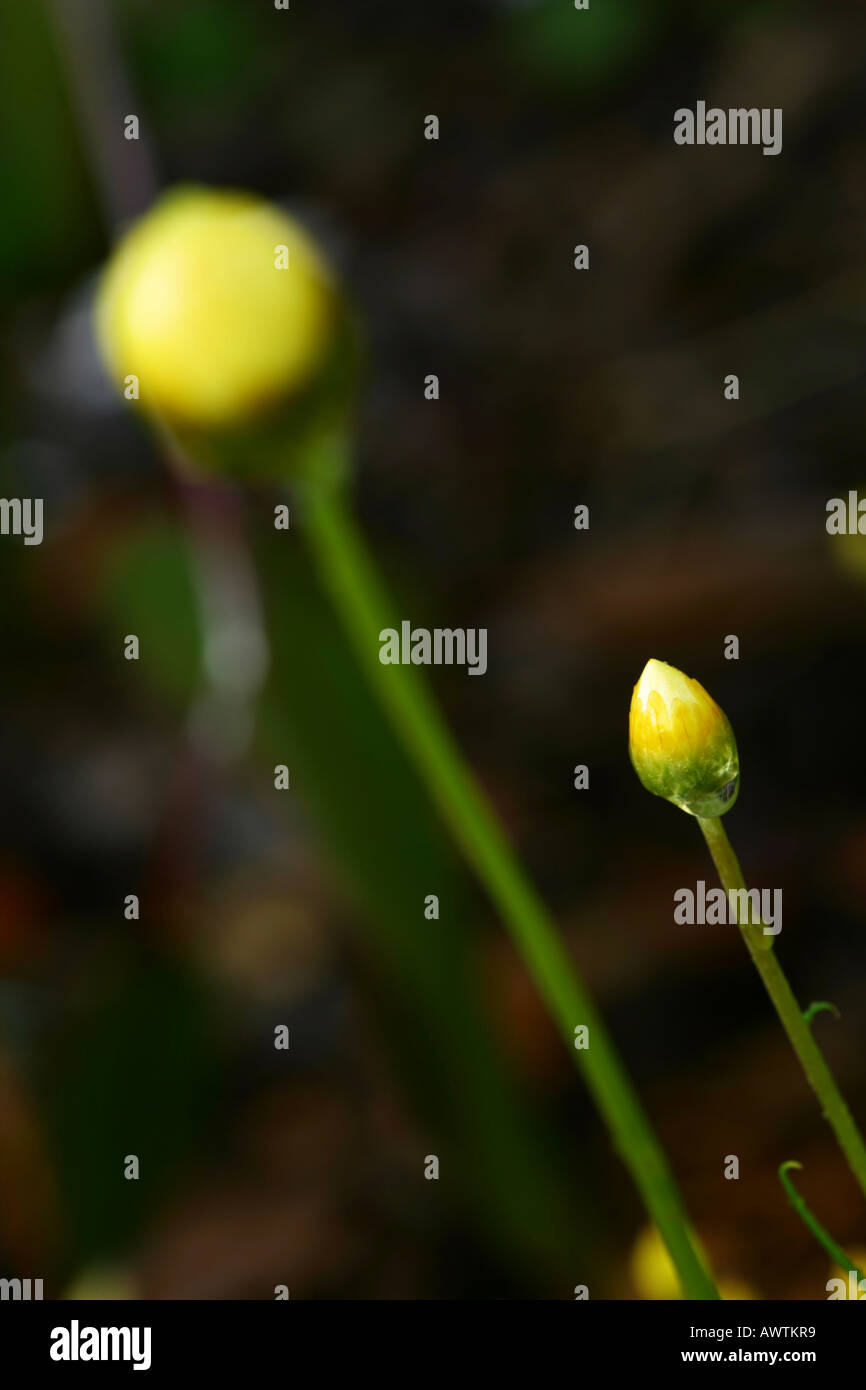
xmin=804 ymin=1001 xmax=840 ymax=1028
xmin=778 ymin=1162 xmax=864 ymax=1281
xmin=302 ymin=476 xmax=718 ymax=1299
xmin=698 ymin=816 xmax=866 ymax=1204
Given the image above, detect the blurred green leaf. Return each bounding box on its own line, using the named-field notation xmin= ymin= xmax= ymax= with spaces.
xmin=504 ymin=0 xmax=661 ymax=93
xmin=44 ymin=949 xmax=215 ymax=1265
xmin=0 ymin=2 xmax=101 ymax=302
xmin=101 ymin=517 xmax=203 ymax=706
xmin=97 ymin=507 xmax=592 ymax=1284
xmin=118 ymin=0 xmax=265 ymax=119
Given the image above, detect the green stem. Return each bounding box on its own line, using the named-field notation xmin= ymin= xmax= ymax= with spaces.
xmin=698 ymin=816 xmax=866 ymax=1203
xmin=303 ymin=479 xmax=718 ymax=1299
xmin=778 ymin=1162 xmax=865 ymax=1282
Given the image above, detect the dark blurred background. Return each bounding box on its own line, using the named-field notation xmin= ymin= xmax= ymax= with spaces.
xmin=1 ymin=0 xmax=866 ymax=1299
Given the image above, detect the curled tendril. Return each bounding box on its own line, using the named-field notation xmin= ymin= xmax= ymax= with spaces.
xmin=803 ymin=1001 xmax=841 ymax=1028
xmin=778 ymin=1162 xmax=864 ymax=1281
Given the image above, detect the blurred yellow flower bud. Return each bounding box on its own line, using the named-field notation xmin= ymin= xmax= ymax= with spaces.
xmin=718 ymin=1277 xmax=757 ymax=1301
xmin=63 ymin=1261 xmax=138 ymax=1300
xmin=629 ymin=658 xmax=739 ymax=818
xmin=629 ymin=1224 xmax=755 ymax=1301
xmin=95 ymin=186 xmax=355 ymax=481
xmin=629 ymin=1223 xmax=683 ymax=1300
xmin=828 ymin=1248 xmax=866 ymax=1299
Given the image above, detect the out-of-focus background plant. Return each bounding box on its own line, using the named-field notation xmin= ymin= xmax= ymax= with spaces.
xmin=1 ymin=0 xmax=866 ymax=1299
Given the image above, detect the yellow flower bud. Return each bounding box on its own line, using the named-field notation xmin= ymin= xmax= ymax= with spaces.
xmin=94 ymin=187 xmax=355 ymax=482
xmin=629 ymin=1223 xmax=683 ymax=1300
xmin=629 ymin=658 xmax=739 ymax=818
xmin=97 ymin=186 xmax=335 ymax=426
xmin=629 ymin=1224 xmax=756 ymax=1300
xmin=63 ymin=1261 xmax=138 ymax=1300
xmin=828 ymin=1248 xmax=866 ymax=1298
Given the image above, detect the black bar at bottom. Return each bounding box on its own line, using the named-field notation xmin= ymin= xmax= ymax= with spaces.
xmin=0 ymin=1297 xmax=860 ymax=1376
